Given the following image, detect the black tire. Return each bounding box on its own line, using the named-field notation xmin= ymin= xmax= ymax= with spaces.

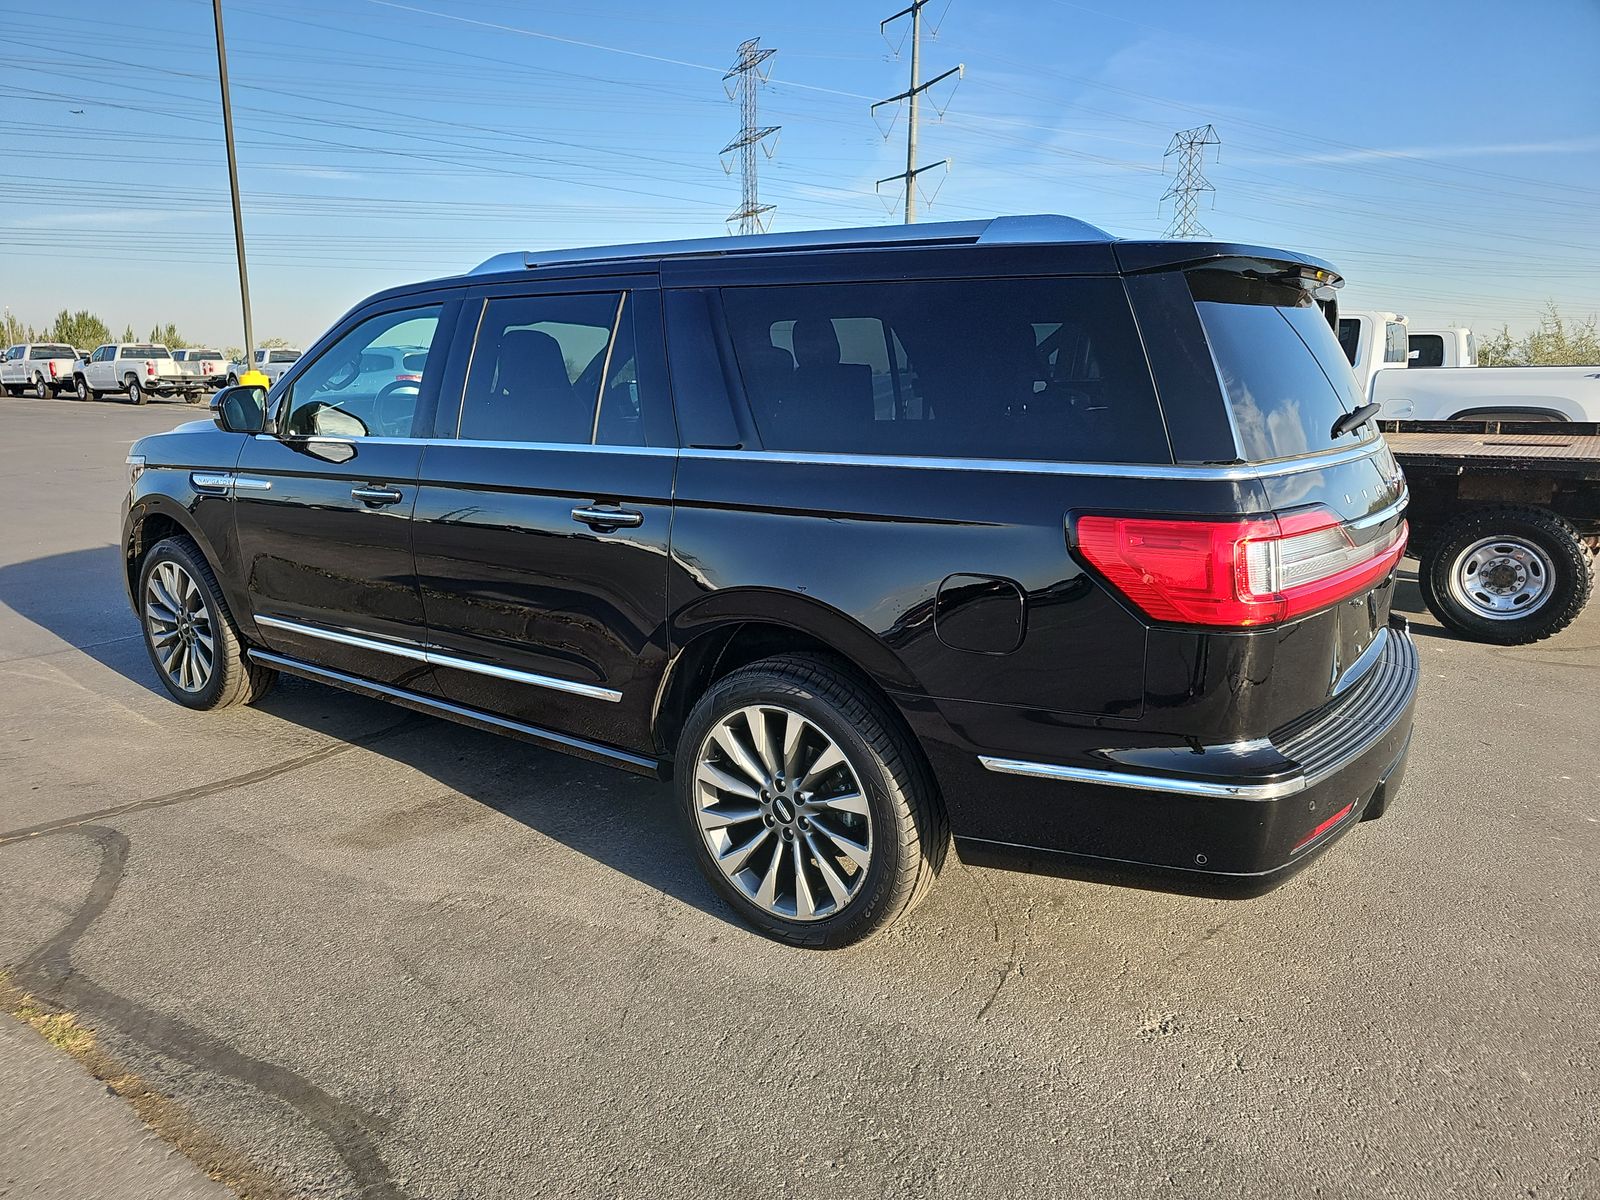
xmin=227 ymin=374 xmax=239 ymax=387
xmin=74 ymin=376 xmax=91 ymax=401
xmin=1418 ymin=505 xmax=1593 ymax=644
xmin=33 ymin=374 xmax=51 ymax=399
xmin=676 ymin=653 xmax=947 ymax=949
xmin=126 ymin=376 xmax=146 ymax=405
xmin=137 ymin=535 xmax=277 ymax=710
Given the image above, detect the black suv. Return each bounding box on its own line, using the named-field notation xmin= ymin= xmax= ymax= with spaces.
xmin=121 ymin=216 xmax=1417 ymax=948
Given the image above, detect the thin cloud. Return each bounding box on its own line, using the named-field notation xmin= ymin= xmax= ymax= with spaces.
xmin=269 ymin=166 xmax=364 ymax=180
xmin=1237 ymin=137 xmax=1600 ymax=166
xmin=14 ymin=210 xmax=178 ymax=228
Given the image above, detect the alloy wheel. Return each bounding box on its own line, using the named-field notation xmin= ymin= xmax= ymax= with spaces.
xmin=144 ymin=560 xmax=216 ymax=692
xmin=693 ymin=704 xmax=873 ymax=922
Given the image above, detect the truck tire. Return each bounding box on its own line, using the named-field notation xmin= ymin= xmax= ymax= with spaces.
xmin=227 ymin=373 xmax=240 ymax=387
xmin=676 ymin=653 xmax=947 ymax=948
xmin=75 ymin=376 xmax=91 ymax=401
xmin=137 ymin=535 xmax=277 ymax=710
xmin=126 ymin=375 xmax=146 ymax=405
xmin=33 ymin=374 xmax=52 ymax=399
xmin=1418 ymin=505 xmax=1593 ymax=645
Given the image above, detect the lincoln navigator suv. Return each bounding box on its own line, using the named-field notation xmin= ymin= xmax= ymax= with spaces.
xmin=121 ymin=216 xmax=1418 ymax=948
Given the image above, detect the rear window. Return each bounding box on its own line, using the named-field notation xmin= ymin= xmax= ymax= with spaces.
xmin=193 ymin=350 xmax=223 ymax=361
xmin=1409 ymin=333 xmax=1444 ymax=368
xmin=30 ymin=345 xmax=73 ymax=359
xmin=124 ymin=344 xmax=170 ymax=359
xmin=1190 ymin=270 xmax=1373 ymax=463
xmin=722 ymin=277 xmax=1170 ymax=464
xmin=269 ymin=350 xmax=301 ymax=364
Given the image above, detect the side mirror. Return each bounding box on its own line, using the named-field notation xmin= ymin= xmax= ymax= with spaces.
xmin=210 ymin=384 xmax=268 ymax=434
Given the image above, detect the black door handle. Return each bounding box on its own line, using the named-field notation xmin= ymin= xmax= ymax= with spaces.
xmin=571 ymin=504 xmax=643 ymax=529
xmin=352 ymin=485 xmax=404 ymax=506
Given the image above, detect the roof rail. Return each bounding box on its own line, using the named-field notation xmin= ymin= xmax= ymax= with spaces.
xmin=468 ymin=214 xmax=1114 ymax=276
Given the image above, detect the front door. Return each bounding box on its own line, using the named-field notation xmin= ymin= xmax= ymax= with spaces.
xmin=411 ymin=282 xmax=676 ymax=754
xmin=232 ymin=301 xmax=456 ymax=686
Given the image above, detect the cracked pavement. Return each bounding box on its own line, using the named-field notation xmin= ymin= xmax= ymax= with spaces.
xmin=1 ymin=395 xmax=1596 ymax=1199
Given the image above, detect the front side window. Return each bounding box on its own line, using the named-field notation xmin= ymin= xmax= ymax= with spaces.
xmin=722 ymin=277 xmax=1169 ymax=463
xmin=283 ymin=306 xmax=442 ymax=439
xmin=457 ymin=292 xmax=643 ymax=446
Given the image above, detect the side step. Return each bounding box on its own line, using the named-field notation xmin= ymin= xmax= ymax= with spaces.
xmin=248 ymin=649 xmax=665 ymax=780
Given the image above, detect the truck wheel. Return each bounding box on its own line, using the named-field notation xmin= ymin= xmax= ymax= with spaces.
xmin=138 ymin=536 xmax=277 ymax=710
xmin=126 ymin=376 xmax=146 ymax=405
xmin=677 ymin=654 xmax=947 ymax=949
xmin=75 ymin=376 xmax=91 ymax=401
xmin=227 ymin=373 xmax=239 ymax=387
xmin=33 ymin=374 xmax=52 ymax=399
xmin=1418 ymin=505 xmax=1593 ymax=644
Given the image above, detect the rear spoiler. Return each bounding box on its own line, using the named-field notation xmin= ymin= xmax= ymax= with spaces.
xmin=1118 ymin=242 xmax=1344 ymax=328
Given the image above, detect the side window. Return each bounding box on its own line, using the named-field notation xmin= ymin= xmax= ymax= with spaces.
xmin=457 ymin=292 xmax=643 ymax=446
xmin=721 ymin=278 xmax=1170 ymax=464
xmin=282 ymin=306 xmax=442 ymax=439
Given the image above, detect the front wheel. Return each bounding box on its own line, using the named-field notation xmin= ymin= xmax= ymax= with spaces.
xmin=138 ymin=536 xmax=276 ymax=709
xmin=1418 ymin=505 xmax=1593 ymax=644
xmin=75 ymin=376 xmax=91 ymax=401
xmin=677 ymin=654 xmax=947 ymax=948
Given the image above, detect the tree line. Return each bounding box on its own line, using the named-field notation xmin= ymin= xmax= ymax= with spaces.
xmin=1474 ymin=303 xmax=1600 ymax=367
xmin=1 ymin=309 xmax=292 ymax=363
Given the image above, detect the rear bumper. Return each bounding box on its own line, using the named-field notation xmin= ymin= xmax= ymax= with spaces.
xmin=905 ymin=615 xmax=1420 ymax=897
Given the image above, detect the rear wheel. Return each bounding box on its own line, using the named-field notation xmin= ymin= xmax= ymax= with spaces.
xmin=33 ymin=374 xmax=51 ymax=399
xmin=138 ymin=536 xmax=276 ymax=709
xmin=126 ymin=376 xmax=145 ymax=405
xmin=677 ymin=654 xmax=946 ymax=948
xmin=1418 ymin=505 xmax=1592 ymax=644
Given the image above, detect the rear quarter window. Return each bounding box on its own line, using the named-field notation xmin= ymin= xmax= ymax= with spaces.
xmin=1189 ymin=270 xmax=1373 ymax=463
xmin=722 ymin=277 xmax=1171 ymax=464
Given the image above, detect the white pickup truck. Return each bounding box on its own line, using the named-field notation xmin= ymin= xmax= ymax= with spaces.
xmin=73 ymin=343 xmax=206 ymax=405
xmin=172 ymin=348 xmax=228 ymax=388
xmin=228 ymin=347 xmax=302 ymax=387
xmin=2 ymin=342 xmax=79 ymax=397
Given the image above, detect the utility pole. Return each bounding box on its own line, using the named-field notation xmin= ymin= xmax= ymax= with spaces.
xmin=1160 ymin=124 xmax=1221 ymax=239
xmin=211 ymin=0 xmax=262 ymax=383
xmin=873 ymin=1 xmax=962 ymax=224
xmin=721 ymin=37 xmax=780 ymax=235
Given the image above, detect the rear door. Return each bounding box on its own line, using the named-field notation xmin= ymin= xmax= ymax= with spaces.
xmin=412 ymin=276 xmax=675 ymax=753
xmin=232 ymin=299 xmax=458 ymax=685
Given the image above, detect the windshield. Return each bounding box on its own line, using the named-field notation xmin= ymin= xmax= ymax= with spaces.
xmin=1189 ymin=270 xmax=1374 ymax=463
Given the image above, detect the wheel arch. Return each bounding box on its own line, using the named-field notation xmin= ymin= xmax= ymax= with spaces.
xmin=654 ymin=592 xmax=925 ymax=764
xmin=124 ymin=497 xmax=223 ymax=605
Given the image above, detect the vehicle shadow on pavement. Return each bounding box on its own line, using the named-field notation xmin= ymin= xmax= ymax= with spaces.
xmin=0 ymin=544 xmax=740 ymax=929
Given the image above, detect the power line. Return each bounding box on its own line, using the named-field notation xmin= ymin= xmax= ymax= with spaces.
xmin=872 ymin=1 xmax=962 ymax=224
xmin=721 ymin=37 xmax=780 ymax=235
xmin=1160 ymin=124 xmax=1220 ymax=238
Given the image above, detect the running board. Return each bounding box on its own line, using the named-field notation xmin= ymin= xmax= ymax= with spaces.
xmin=248 ymin=649 xmax=665 ymax=780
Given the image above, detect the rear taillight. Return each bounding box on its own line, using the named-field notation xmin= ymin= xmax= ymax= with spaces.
xmin=146 ymin=361 xmax=156 ymax=376
xmin=1293 ymin=801 xmax=1355 ymax=853
xmin=1075 ymin=508 xmax=1407 ymax=628
xmin=49 ymin=361 xmax=58 ymax=378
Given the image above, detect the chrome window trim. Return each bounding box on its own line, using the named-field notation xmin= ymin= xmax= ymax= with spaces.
xmin=254 ymin=615 xmax=622 ymax=702
xmin=978 ymin=755 xmax=1307 ymax=801
xmin=249 ymin=433 xmax=674 ymax=456
xmin=679 ymin=441 xmax=1385 ymax=482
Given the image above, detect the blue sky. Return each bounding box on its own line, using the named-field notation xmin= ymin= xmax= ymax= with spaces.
xmin=3 ymin=0 xmax=1598 ymax=348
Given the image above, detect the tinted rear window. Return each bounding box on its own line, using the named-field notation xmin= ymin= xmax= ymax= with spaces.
xmin=125 ymin=344 xmax=170 ymax=359
xmin=31 ymin=345 xmax=73 ymax=359
xmin=1190 ymin=271 xmax=1373 ymax=463
xmin=269 ymin=350 xmax=301 ymax=364
xmin=1410 ymin=334 xmax=1444 ymax=368
xmin=722 ymin=277 xmax=1170 ymax=464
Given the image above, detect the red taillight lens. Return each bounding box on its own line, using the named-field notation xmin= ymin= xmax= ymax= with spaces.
xmin=146 ymin=361 xmax=156 ymax=375
xmin=49 ymin=361 xmax=58 ymax=377
xmin=1076 ymin=509 xmax=1407 ymax=628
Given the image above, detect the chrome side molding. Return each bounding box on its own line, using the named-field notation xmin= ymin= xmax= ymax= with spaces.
xmin=253 ymin=615 xmax=622 ymax=703
xmin=977 ymin=756 xmax=1307 ymax=801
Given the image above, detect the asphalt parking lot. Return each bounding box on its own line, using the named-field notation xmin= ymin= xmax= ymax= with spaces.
xmin=1 ymin=393 xmax=1595 ymax=1200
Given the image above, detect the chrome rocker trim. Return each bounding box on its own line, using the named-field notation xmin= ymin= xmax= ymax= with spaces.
xmin=254 ymin=615 xmax=622 ymax=703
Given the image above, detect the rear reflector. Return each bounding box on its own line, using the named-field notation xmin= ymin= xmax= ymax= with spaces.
xmin=1293 ymin=801 xmax=1355 ymax=853
xmin=1075 ymin=508 xmax=1407 ymax=628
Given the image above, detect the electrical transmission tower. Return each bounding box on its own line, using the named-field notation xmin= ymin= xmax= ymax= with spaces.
xmin=1160 ymin=124 xmax=1221 ymax=238
xmin=872 ymin=1 xmax=963 ymax=224
xmin=722 ymin=37 xmax=780 ymax=235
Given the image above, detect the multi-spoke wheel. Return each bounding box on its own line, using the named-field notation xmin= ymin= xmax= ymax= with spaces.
xmin=678 ymin=654 xmax=947 ymax=948
xmin=1419 ymin=505 xmax=1592 ymax=645
xmin=137 ymin=535 xmax=276 ymax=709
